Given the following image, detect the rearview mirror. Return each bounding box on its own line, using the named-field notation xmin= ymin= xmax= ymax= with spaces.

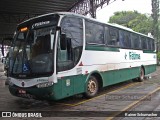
xmin=60 ymin=34 xmax=67 ymax=50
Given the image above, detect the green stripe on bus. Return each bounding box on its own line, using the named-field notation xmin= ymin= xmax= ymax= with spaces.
xmin=143 ymin=50 xmax=156 ymax=53
xmin=144 ymin=64 xmax=156 ymax=74
xmin=102 ymin=64 xmax=156 ymax=86
xmin=85 ymin=45 xmax=120 ymax=52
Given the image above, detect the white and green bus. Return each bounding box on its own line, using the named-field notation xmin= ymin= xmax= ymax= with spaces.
xmin=8 ymin=12 xmax=156 ymax=100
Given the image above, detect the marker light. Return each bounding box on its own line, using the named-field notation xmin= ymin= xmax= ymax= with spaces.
xmin=79 ymin=61 xmax=83 ymax=66
xmin=20 ymin=27 xmax=28 ymax=32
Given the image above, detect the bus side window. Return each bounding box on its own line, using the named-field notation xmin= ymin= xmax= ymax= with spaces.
xmin=125 ymin=32 xmax=131 ymax=48
xmin=144 ymin=38 xmax=155 ymax=51
xmin=104 ymin=26 xmax=109 ymax=45
xmin=151 ymin=39 xmax=155 ymax=51
xmin=85 ymin=21 xmax=104 ymax=45
xmin=141 ymin=37 xmax=147 ymax=50
xmin=119 ymin=30 xmax=125 ymax=47
xmin=107 ymin=27 xmax=119 ymax=46
xmin=131 ymin=34 xmax=141 ymax=49
xmin=147 ymin=38 xmax=152 ymax=50
xmin=119 ymin=30 xmax=131 ymax=48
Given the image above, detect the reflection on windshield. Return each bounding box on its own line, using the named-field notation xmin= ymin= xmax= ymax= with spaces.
xmin=11 ymin=27 xmax=54 ymax=76
xmin=32 ymin=35 xmax=50 ymax=57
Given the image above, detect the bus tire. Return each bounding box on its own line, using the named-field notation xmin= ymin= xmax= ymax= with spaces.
xmin=138 ymin=67 xmax=145 ymax=82
xmin=84 ymin=76 xmax=99 ymax=98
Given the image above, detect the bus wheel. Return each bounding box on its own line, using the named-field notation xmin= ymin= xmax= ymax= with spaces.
xmin=138 ymin=68 xmax=145 ymax=82
xmin=84 ymin=76 xmax=99 ymax=98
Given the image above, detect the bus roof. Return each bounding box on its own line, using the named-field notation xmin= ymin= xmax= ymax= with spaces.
xmin=19 ymin=12 xmax=154 ymax=39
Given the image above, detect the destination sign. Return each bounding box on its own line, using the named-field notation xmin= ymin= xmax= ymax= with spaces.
xmin=32 ymin=21 xmax=50 ymax=29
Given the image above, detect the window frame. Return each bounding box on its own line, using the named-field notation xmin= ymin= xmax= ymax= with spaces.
xmin=131 ymin=33 xmax=141 ymax=50
xmin=106 ymin=26 xmax=119 ymax=47
xmin=119 ymin=29 xmax=132 ymax=49
xmin=85 ymin=20 xmax=105 ymax=46
xmin=57 ymin=16 xmax=84 ymax=72
xmin=151 ymin=39 xmax=155 ymax=51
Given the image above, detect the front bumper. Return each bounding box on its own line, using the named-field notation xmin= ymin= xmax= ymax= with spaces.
xmin=9 ymin=84 xmax=56 ymax=100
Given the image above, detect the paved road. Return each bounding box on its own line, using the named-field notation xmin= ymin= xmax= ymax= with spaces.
xmin=0 ymin=62 xmax=160 ymax=120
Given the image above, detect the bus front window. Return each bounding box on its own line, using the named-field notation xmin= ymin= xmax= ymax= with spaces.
xmin=11 ymin=27 xmax=54 ymax=77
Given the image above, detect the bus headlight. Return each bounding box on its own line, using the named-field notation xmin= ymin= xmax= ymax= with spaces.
xmin=36 ymin=82 xmax=54 ymax=88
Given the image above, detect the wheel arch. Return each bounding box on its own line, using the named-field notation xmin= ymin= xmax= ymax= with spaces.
xmin=85 ymin=71 xmax=103 ymax=90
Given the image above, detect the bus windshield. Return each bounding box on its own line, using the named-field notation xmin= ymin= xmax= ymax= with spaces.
xmin=11 ymin=26 xmax=54 ymax=77
xmin=10 ymin=14 xmax=59 ymax=78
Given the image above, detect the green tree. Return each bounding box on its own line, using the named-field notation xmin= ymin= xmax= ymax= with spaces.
xmin=128 ymin=15 xmax=153 ymax=34
xmin=157 ymin=52 xmax=160 ymax=61
xmin=109 ymin=11 xmax=140 ymax=26
xmin=109 ymin=11 xmax=153 ymax=35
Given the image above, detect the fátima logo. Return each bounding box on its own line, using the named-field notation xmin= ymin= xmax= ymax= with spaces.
xmin=129 ymin=52 xmax=140 ymax=60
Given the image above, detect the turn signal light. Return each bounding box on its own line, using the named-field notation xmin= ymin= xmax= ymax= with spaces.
xmin=20 ymin=27 xmax=28 ymax=32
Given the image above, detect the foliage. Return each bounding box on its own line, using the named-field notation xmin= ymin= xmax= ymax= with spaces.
xmin=109 ymin=11 xmax=153 ymax=35
xmin=157 ymin=52 xmax=160 ymax=61
xmin=128 ymin=15 xmax=152 ymax=34
xmin=151 ymin=0 xmax=160 ymax=51
xmin=109 ymin=11 xmax=140 ymax=26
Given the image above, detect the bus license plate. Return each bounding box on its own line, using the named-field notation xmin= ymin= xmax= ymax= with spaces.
xmin=18 ymin=89 xmax=26 ymax=94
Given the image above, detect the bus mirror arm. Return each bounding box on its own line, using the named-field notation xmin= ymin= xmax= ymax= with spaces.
xmin=55 ymin=26 xmax=67 ymax=50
